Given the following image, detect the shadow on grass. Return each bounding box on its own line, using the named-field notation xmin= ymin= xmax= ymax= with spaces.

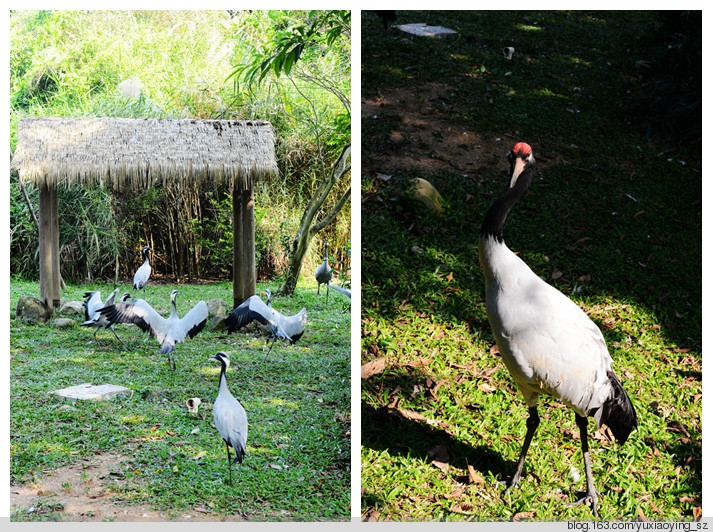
xmin=361 ymin=10 xmax=701 ymax=519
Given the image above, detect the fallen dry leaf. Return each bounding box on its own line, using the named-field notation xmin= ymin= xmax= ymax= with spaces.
xmin=551 ymin=270 xmax=563 ymax=280
xmin=636 ymin=506 xmax=649 ymax=521
xmin=467 ymin=464 xmax=485 ymax=485
xmin=450 ymin=502 xmax=475 ymax=515
xmin=361 ymin=358 xmax=386 ymax=379
xmin=593 ymin=425 xmax=616 ymax=444
xmin=443 ymin=487 xmax=464 ymax=499
xmin=446 ymin=272 xmax=454 ymax=282
xmin=432 ymin=459 xmax=449 ymax=473
xmin=478 ymin=382 xmax=496 ymax=393
xmin=513 ymin=511 xmax=536 ymax=521
xmin=667 ymin=420 xmax=690 ymax=437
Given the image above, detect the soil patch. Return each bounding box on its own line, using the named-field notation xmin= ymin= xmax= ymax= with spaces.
xmin=10 ymin=452 xmax=242 ymax=522
xmin=362 ymin=81 xmax=512 ymax=178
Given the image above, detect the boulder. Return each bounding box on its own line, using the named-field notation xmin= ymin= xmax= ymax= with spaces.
xmin=207 ymin=298 xmax=227 ymax=316
xmin=208 ymin=315 xmax=229 ymax=332
xmin=403 ymin=177 xmax=447 ymax=216
xmin=59 ymin=301 xmax=85 ymax=316
xmin=52 ymin=318 xmax=77 ymax=329
xmin=16 ymin=296 xmax=52 ymax=324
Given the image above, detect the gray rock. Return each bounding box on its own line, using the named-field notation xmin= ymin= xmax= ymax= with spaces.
xmin=52 ymin=318 xmax=76 ymax=329
xmin=208 ymin=315 xmax=229 ymax=332
xmin=206 ymin=298 xmax=227 ymax=316
xmin=59 ymin=301 xmax=85 ymax=315
xmin=16 ymin=296 xmax=51 ymax=324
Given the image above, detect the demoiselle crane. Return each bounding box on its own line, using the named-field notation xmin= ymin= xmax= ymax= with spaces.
xmin=211 ymin=352 xmax=248 ymax=486
xmin=225 ymin=290 xmax=306 ymax=361
xmin=99 ymin=289 xmax=208 ymax=369
xmin=81 ymin=289 xmax=130 ymax=349
xmin=315 ymin=240 xmax=333 ymax=302
xmin=478 ymin=142 xmax=637 ymax=517
xmin=133 ymin=246 xmax=152 ymax=293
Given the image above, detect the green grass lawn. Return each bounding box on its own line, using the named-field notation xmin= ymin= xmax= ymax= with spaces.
xmin=361 ymin=11 xmax=701 ymax=521
xmin=10 ymin=278 xmax=351 ymax=521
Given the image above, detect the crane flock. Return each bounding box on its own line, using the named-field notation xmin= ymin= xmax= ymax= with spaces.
xmin=68 ymin=239 xmax=342 ymax=483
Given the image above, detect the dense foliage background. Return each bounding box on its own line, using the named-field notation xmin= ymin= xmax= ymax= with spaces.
xmin=10 ymin=10 xmax=351 ymax=285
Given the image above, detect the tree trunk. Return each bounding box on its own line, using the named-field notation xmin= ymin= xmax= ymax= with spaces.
xmin=280 ymin=144 xmax=350 ymax=295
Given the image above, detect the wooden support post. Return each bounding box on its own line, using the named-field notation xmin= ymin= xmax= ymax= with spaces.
xmin=233 ymin=185 xmax=256 ymax=308
xmin=38 ymin=182 xmax=61 ymax=309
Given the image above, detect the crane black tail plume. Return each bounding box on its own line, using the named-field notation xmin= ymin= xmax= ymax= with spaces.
xmin=599 ymin=370 xmax=638 ymax=444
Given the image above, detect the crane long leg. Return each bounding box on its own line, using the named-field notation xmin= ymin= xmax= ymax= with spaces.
xmin=225 ymin=442 xmax=233 ymax=486
xmin=108 ymin=325 xmax=131 ymax=351
xmin=264 ymin=335 xmax=278 ymax=362
xmin=566 ymin=414 xmax=599 ymax=517
xmin=503 ymin=406 xmax=540 ymax=493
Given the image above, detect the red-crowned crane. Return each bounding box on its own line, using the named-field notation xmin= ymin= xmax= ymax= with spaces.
xmin=81 ymin=289 xmax=131 ymax=349
xmin=211 ymin=352 xmax=248 ymax=486
xmin=315 ymin=240 xmax=333 ymax=302
xmin=99 ymin=289 xmax=208 ymax=369
xmin=225 ymin=289 xmax=306 ymax=361
xmin=478 ymin=142 xmax=637 ymax=517
xmin=133 ymin=246 xmax=152 ymax=293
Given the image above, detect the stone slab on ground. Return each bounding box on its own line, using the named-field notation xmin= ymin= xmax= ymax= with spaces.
xmin=53 ymin=383 xmax=133 ymax=402
xmin=396 ymin=23 xmax=459 ymax=38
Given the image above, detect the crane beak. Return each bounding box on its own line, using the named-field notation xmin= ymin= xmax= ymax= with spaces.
xmin=509 ymin=156 xmax=527 ymax=188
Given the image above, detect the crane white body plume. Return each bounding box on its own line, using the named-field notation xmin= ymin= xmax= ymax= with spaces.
xmin=211 ymin=352 xmax=248 ymax=486
xmin=99 ymin=289 xmax=208 ymax=368
xmin=133 ymin=246 xmax=152 ymax=292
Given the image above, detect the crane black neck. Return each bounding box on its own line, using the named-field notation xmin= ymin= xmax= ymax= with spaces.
xmin=480 ymin=162 xmax=535 ymax=242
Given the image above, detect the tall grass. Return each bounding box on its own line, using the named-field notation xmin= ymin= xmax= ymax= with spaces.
xmin=10 ymin=10 xmax=350 ymax=284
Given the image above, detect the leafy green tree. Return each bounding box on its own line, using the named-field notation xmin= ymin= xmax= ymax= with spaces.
xmin=231 ymin=10 xmax=351 ymax=295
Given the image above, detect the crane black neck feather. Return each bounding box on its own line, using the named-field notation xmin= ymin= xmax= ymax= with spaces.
xmin=480 ymin=160 xmax=536 ymax=242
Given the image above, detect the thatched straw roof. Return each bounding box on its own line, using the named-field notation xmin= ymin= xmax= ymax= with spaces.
xmin=11 ymin=117 xmax=278 ymax=190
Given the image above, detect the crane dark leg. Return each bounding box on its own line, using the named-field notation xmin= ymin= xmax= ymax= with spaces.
xmin=567 ymin=414 xmax=599 ymax=517
xmin=264 ymin=335 xmax=278 ymax=362
xmin=108 ymin=325 xmax=131 ymax=351
xmin=503 ymin=406 xmax=540 ymax=493
xmin=225 ymin=442 xmax=233 ymax=486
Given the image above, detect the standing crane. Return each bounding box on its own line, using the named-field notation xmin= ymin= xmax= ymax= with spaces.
xmin=477 ymin=142 xmax=637 ymax=517
xmin=211 ymin=352 xmax=248 ymax=486
xmin=99 ymin=289 xmax=208 ymax=369
xmin=133 ymin=246 xmax=152 ymax=293
xmin=81 ymin=289 xmax=131 ymax=349
xmin=315 ymin=240 xmax=333 ymax=302
xmin=225 ymin=290 xmax=306 ymax=361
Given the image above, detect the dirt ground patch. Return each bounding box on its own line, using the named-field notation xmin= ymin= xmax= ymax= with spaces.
xmin=10 ymin=451 xmax=242 ymax=522
xmin=362 ymin=81 xmax=512 ymax=179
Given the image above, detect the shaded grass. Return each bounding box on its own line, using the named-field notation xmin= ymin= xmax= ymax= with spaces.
xmin=361 ymin=11 xmax=701 ymax=521
xmin=10 ymin=278 xmax=350 ymax=521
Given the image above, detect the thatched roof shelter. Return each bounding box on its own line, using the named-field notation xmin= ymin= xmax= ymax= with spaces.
xmin=12 ymin=117 xmax=278 ymax=190
xmin=11 ymin=117 xmax=278 ymax=308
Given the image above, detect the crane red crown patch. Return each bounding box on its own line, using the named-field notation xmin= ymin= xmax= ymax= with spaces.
xmin=511 ymin=142 xmax=532 ymax=157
